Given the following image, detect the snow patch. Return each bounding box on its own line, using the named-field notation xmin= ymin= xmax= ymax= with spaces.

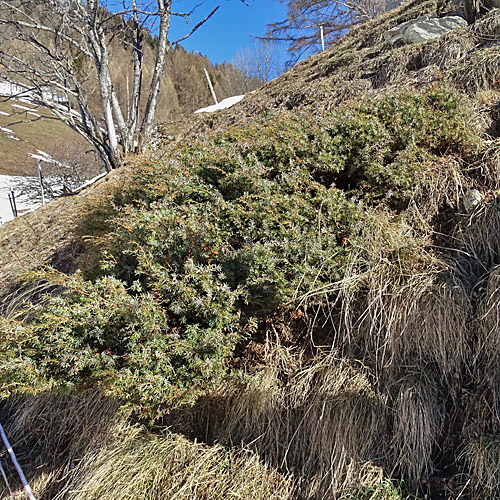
xmin=0 ymin=81 xmax=31 ymax=98
xmin=12 ymin=103 xmax=36 ymax=112
xmin=28 ymin=150 xmax=71 ymax=168
xmin=0 ymin=126 xmax=14 ymax=134
xmin=0 ymin=170 xmax=109 ymax=225
xmin=0 ymin=111 xmax=10 ymax=116
xmin=0 ymin=175 xmax=41 ymax=225
xmin=0 ymin=80 xmax=68 ymax=104
xmin=73 ymin=172 xmax=108 ymax=193
xmin=194 ymin=94 xmax=245 ymax=114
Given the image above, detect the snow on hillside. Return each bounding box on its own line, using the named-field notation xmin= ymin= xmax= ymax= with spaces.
xmin=0 ymin=175 xmax=40 ymax=225
xmin=0 ymin=81 xmax=31 ymax=98
xmin=194 ymin=94 xmax=245 ymax=114
xmin=0 ymin=80 xmax=67 ymax=103
xmin=0 ymin=171 xmax=109 ymax=225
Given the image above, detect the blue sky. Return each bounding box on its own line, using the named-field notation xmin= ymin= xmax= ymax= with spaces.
xmin=169 ymin=0 xmax=288 ymax=65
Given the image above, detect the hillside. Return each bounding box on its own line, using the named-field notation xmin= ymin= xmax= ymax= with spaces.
xmin=1 ymin=1 xmax=500 ymax=499
xmin=0 ymin=98 xmax=90 ymax=177
xmin=0 ymin=45 xmax=258 ymax=178
xmin=183 ymin=0 xmax=499 ymax=137
xmin=0 ymin=44 xmax=258 ymax=224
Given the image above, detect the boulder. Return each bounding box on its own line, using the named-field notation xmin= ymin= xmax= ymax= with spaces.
xmin=384 ymin=15 xmax=468 ymax=46
xmin=463 ymin=189 xmax=483 ymax=212
xmin=384 ymin=0 xmax=408 ymax=12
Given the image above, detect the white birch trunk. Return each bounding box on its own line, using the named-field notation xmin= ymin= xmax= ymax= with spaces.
xmin=0 ymin=0 xmax=212 ymax=168
xmin=139 ymin=0 xmax=172 ymax=147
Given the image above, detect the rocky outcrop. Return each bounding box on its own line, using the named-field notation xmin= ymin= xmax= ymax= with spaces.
xmin=384 ymin=15 xmax=468 ymax=45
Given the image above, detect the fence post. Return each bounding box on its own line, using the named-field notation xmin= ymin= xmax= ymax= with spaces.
xmin=0 ymin=423 xmax=37 ymax=500
xmin=8 ymin=191 xmax=17 ymax=218
xmin=37 ymin=159 xmax=45 ymax=206
xmin=0 ymin=458 xmax=13 ymax=497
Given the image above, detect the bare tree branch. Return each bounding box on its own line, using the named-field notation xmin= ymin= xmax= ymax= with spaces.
xmin=0 ymin=0 xmax=223 ymax=168
xmin=263 ymin=0 xmax=386 ymax=64
xmin=172 ymin=6 xmax=220 ymax=45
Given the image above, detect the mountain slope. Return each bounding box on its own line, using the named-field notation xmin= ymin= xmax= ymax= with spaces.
xmin=187 ymin=0 xmax=499 ymax=134
xmin=0 ymin=44 xmax=258 ymax=178
xmin=0 ymin=98 xmax=87 ymax=176
xmin=1 ymin=1 xmax=500 ymax=500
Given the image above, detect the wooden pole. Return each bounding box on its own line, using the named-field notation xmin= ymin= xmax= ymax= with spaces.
xmin=204 ymin=68 xmax=218 ymax=105
xmin=37 ymin=159 xmax=45 ymax=206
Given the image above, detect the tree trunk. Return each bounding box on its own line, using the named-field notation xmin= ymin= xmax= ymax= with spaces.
xmin=139 ymin=0 xmax=172 ymax=148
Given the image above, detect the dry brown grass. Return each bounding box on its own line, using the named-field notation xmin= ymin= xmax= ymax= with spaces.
xmin=0 ymin=99 xmax=86 ymax=176
xmin=220 ymin=354 xmax=387 ymax=497
xmin=391 ymin=376 xmax=444 ymax=486
xmin=463 ymin=436 xmax=500 ymax=500
xmin=0 ymin=391 xmax=293 ymax=500
xmin=54 ymin=429 xmax=292 ymax=500
xmin=0 ymin=165 xmax=132 ymax=298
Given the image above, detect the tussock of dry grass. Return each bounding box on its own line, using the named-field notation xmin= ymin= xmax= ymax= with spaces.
xmin=58 ymin=431 xmax=292 ymax=500
xmin=451 ymin=200 xmax=500 ymax=291
xmin=450 ymin=47 xmax=500 ymax=95
xmin=0 ymin=392 xmax=293 ymax=500
xmin=391 ymin=376 xmax=444 ymax=486
xmin=307 ymin=209 xmax=471 ymax=383
xmin=463 ymin=436 xmax=500 ymax=499
xmin=480 ymin=140 xmax=500 ymax=187
xmin=1 ymin=390 xmax=120 ymax=465
xmin=0 ymin=391 xmax=120 ymax=498
xmin=215 ymin=350 xmax=387 ymax=497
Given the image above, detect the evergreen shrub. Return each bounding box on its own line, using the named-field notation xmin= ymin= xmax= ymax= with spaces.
xmin=0 ymin=86 xmax=480 ymax=417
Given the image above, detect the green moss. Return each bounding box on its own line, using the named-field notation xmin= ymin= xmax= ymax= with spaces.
xmin=341 ymin=479 xmax=418 ymax=500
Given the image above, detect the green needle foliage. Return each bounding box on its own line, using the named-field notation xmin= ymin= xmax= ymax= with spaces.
xmin=0 ymin=86 xmax=480 ymax=418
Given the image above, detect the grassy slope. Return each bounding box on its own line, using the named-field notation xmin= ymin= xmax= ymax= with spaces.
xmin=0 ymin=99 xmax=86 ymax=176
xmin=0 ymin=166 xmax=131 ymax=301
xmin=2 ymin=1 xmax=500 ymax=499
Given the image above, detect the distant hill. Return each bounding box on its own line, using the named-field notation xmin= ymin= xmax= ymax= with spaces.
xmin=0 ymin=97 xmax=89 ymax=176
xmin=0 ymin=43 xmax=260 ymax=177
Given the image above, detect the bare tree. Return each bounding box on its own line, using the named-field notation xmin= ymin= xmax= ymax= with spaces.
xmin=0 ymin=0 xmax=219 ymax=170
xmin=233 ymin=38 xmax=284 ymax=87
xmin=263 ymin=0 xmax=387 ymax=64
